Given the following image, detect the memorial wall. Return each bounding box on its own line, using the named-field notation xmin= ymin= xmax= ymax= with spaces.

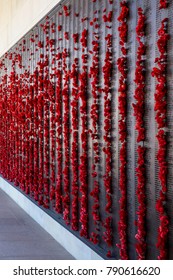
xmin=0 ymin=0 xmax=172 ymax=260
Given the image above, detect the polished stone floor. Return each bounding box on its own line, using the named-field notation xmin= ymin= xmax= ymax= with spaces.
xmin=0 ymin=189 xmax=75 ymax=260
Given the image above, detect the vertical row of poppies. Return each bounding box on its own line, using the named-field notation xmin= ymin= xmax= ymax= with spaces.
xmin=152 ymin=0 xmax=169 ymax=260
xmin=133 ymin=7 xmax=147 ymax=260
xmin=117 ymin=1 xmax=129 ymax=260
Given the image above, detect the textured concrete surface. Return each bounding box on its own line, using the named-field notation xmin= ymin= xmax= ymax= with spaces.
xmin=0 ymin=189 xmax=75 ymax=260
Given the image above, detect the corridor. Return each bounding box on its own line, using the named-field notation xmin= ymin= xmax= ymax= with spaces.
xmin=0 ymin=189 xmax=74 ymax=260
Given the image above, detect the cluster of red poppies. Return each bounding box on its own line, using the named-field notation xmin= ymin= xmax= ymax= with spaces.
xmin=62 ymin=48 xmax=70 ymax=224
xmin=159 ymin=0 xmax=168 ymax=9
xmin=89 ymin=18 xmax=100 ymax=245
xmin=10 ymin=67 xmax=21 ymax=189
xmin=43 ymin=81 xmax=50 ymax=209
xmin=49 ymin=81 xmax=56 ymax=203
xmin=117 ymin=1 xmax=129 ymax=260
xmin=152 ymin=17 xmax=169 ymax=260
xmin=79 ymin=29 xmax=88 ymax=238
xmin=55 ymin=53 xmax=63 ymax=214
xmin=63 ymin=5 xmax=70 ymax=17
xmin=71 ymin=56 xmax=79 ymax=231
xmin=133 ymin=7 xmax=147 ymax=260
xmin=37 ymin=68 xmax=44 ymax=204
xmin=102 ymin=32 xmax=113 ymax=252
xmin=0 ymin=72 xmax=8 ymax=179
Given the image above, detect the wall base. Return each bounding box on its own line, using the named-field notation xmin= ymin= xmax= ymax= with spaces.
xmin=0 ymin=177 xmax=103 ymax=260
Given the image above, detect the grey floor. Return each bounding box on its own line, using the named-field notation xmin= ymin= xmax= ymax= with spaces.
xmin=0 ymin=189 xmax=75 ymax=260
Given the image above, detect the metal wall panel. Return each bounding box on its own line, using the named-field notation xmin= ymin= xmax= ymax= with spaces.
xmin=0 ymin=0 xmax=172 ymax=259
